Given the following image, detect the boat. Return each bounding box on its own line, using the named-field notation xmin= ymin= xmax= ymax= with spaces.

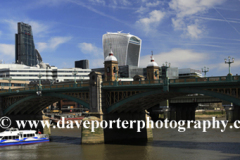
xmin=0 ymin=128 xmax=49 ymax=147
xmin=51 ymin=114 xmax=85 ymax=125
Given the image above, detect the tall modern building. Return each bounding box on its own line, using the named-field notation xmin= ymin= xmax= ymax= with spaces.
xmin=75 ymin=60 xmax=89 ymax=69
xmin=15 ymin=22 xmax=37 ymax=66
xmin=102 ymin=32 xmax=141 ymax=67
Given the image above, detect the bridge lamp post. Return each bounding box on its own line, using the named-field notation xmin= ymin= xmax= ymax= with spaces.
xmin=80 ymin=76 xmax=83 ymax=85
xmin=72 ymin=69 xmax=78 ymax=87
xmin=8 ymin=77 xmax=12 ymax=92
xmin=202 ymin=66 xmax=209 ymax=77
xmin=50 ymin=79 xmax=53 ymax=85
xmin=162 ymin=62 xmax=171 ymax=78
xmin=225 ymin=56 xmax=234 ymax=75
xmin=38 ymin=74 xmax=42 ymax=90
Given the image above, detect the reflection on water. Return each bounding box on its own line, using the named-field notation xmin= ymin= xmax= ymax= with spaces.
xmin=1 ymin=122 xmax=240 ymax=160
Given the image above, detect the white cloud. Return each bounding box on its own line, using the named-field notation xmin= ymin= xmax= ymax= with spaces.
xmin=90 ymin=58 xmax=104 ymax=68
xmin=0 ymin=44 xmax=15 ymax=62
xmin=140 ymin=48 xmax=209 ymax=69
xmin=169 ymin=0 xmax=226 ymax=38
xmin=169 ymin=0 xmax=225 ymax=18
xmin=49 ymin=37 xmax=72 ymax=49
xmin=136 ymin=6 xmax=149 ymax=14
xmin=146 ymin=1 xmax=161 ymax=7
xmin=110 ymin=0 xmax=131 ymax=6
xmin=121 ymin=0 xmax=131 ymax=6
xmin=28 ymin=21 xmax=50 ymax=36
xmin=88 ymin=0 xmax=105 ymax=5
xmin=78 ymin=42 xmax=102 ymax=56
xmin=3 ymin=19 xmax=50 ymax=38
xmin=37 ymin=42 xmax=48 ymax=52
xmin=136 ymin=1 xmax=162 ymax=14
xmin=136 ymin=10 xmax=165 ymax=33
xmin=3 ymin=19 xmax=17 ymax=35
xmin=78 ymin=43 xmax=104 ymax=68
xmin=36 ymin=37 xmax=72 ymax=52
xmin=187 ymin=23 xmax=202 ymax=38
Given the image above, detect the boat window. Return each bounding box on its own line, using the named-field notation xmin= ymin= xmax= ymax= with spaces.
xmin=2 ymin=137 xmax=8 ymax=140
xmin=0 ymin=136 xmax=2 ymax=139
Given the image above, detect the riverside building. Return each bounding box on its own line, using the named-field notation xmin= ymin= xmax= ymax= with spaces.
xmin=0 ymin=63 xmax=91 ymax=82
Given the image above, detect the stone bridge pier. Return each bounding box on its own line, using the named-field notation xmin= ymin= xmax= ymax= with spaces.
xmin=81 ymin=71 xmax=153 ymax=144
xmin=225 ymin=105 xmax=240 ymax=123
xmin=164 ymin=103 xmax=197 ymax=121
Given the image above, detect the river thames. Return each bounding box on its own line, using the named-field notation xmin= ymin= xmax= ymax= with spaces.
xmin=1 ymin=120 xmax=240 ymax=160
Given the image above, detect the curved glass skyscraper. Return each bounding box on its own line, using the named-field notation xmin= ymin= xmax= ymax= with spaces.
xmin=102 ymin=32 xmax=141 ymax=67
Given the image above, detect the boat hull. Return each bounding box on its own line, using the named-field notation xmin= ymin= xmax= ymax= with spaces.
xmin=0 ymin=139 xmax=49 ymax=147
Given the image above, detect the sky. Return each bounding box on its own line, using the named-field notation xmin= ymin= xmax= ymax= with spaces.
xmin=0 ymin=0 xmax=240 ymax=76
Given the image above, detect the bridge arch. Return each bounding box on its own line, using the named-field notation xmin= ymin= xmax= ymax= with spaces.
xmin=4 ymin=93 xmax=89 ymax=115
xmin=107 ymin=88 xmax=240 ymax=113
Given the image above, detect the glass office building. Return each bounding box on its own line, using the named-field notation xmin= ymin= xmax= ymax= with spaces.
xmin=75 ymin=60 xmax=89 ymax=69
xmin=15 ymin=22 xmax=37 ymax=66
xmin=102 ymin=32 xmax=141 ymax=67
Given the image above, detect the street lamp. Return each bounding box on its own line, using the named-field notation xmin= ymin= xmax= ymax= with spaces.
xmin=8 ymin=77 xmax=12 ymax=92
xmin=225 ymin=56 xmax=234 ymax=75
xmin=50 ymin=79 xmax=54 ymax=86
xmin=162 ymin=62 xmax=171 ymax=78
xmin=80 ymin=76 xmax=83 ymax=85
xmin=72 ymin=69 xmax=78 ymax=87
xmin=38 ymin=73 xmax=42 ymax=90
xmin=202 ymin=66 xmax=209 ymax=77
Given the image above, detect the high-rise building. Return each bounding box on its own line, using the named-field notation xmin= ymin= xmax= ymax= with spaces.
xmin=15 ymin=22 xmax=37 ymax=66
xmin=75 ymin=60 xmax=89 ymax=69
xmin=35 ymin=49 xmax=43 ymax=64
xmin=102 ymin=32 xmax=141 ymax=67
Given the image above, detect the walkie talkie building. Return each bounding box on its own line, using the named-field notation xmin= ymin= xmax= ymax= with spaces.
xmin=102 ymin=32 xmax=141 ymax=67
xmin=15 ymin=22 xmax=37 ymax=66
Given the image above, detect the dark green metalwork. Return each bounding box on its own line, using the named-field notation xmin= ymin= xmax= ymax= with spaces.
xmin=3 ymin=93 xmax=89 ymax=115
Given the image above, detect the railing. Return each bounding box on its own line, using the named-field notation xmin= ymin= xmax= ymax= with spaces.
xmin=102 ymin=79 xmax=164 ymax=86
xmin=102 ymin=76 xmax=240 ymax=87
xmin=0 ymin=83 xmax=90 ymax=94
xmin=170 ymin=76 xmax=239 ymax=84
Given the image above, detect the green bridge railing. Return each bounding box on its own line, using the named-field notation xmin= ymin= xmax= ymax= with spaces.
xmin=102 ymin=75 xmax=240 ymax=87
xmin=1 ymin=75 xmax=239 ymax=94
xmin=0 ymin=83 xmax=90 ymax=94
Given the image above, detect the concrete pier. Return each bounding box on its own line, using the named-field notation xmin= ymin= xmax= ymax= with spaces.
xmin=103 ymin=112 xmax=152 ymax=144
xmin=81 ymin=116 xmax=104 ymax=144
xmin=163 ymin=103 xmax=197 ymax=121
xmin=225 ymin=105 xmax=240 ymax=123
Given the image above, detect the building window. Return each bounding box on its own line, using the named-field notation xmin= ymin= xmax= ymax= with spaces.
xmin=113 ymin=67 xmax=117 ymax=73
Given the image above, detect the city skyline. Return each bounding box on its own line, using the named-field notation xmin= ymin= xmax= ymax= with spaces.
xmin=0 ymin=0 xmax=239 ymax=76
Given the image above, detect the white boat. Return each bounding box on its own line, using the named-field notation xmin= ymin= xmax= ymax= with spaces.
xmin=0 ymin=128 xmax=49 ymax=147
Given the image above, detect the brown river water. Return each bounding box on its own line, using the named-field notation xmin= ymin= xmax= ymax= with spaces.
xmin=1 ymin=119 xmax=240 ymax=160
